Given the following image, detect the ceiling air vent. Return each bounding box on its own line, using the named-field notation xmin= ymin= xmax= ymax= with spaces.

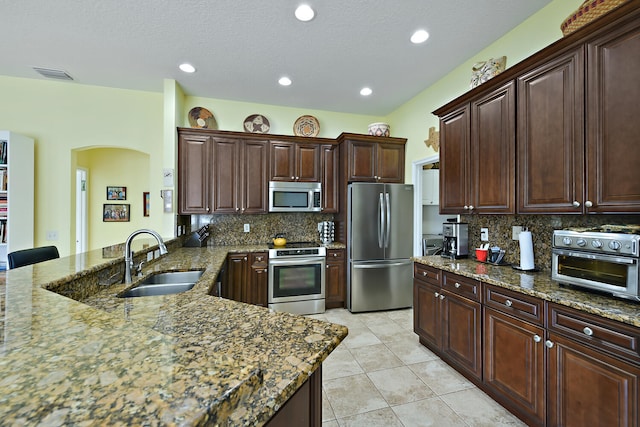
xmin=33 ymin=67 xmax=74 ymax=81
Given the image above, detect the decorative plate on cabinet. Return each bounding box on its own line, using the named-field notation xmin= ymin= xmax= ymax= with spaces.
xmin=293 ymin=115 xmax=320 ymax=137
xmin=243 ymin=114 xmax=270 ymax=133
xmin=188 ymin=107 xmax=218 ymax=129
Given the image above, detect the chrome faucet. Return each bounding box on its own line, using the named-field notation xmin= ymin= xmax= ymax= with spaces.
xmin=124 ymin=229 xmax=168 ymax=283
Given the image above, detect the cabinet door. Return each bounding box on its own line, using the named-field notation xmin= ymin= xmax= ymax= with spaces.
xmin=422 ymin=169 xmax=439 ymax=205
xmin=247 ymin=252 xmax=268 ymax=306
xmin=413 ymin=279 xmax=441 ymax=349
xmin=484 ymin=308 xmax=545 ymax=426
xmin=470 ymin=82 xmax=515 ymax=214
xmin=439 ymin=105 xmax=470 ymax=214
xmin=547 ymin=332 xmax=640 ymax=427
xmin=347 ymin=141 xmax=376 ymax=182
xmin=517 ymin=48 xmax=585 ymax=213
xmin=178 ymin=134 xmax=211 ymax=214
xmin=321 ymin=144 xmax=339 ymax=213
xmin=243 ymin=140 xmax=269 ymax=214
xmin=441 ymin=290 xmax=482 ymax=380
xmin=226 ymin=253 xmax=248 ymax=303
xmin=212 ymin=138 xmax=241 ymax=213
xmin=325 ymin=249 xmax=345 ymax=308
xmin=586 ymin=19 xmax=640 ymax=213
xmin=376 ymin=143 xmax=404 ymax=183
xmin=295 ymin=143 xmax=320 ymax=182
xmin=270 ymin=141 xmax=296 ymax=181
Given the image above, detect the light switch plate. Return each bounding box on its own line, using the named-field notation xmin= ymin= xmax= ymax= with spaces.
xmin=480 ymin=228 xmax=489 ymax=241
xmin=244 ymin=224 xmax=250 ymax=233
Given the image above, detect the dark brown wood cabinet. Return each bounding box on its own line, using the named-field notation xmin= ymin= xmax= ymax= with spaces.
xmin=223 ymin=252 xmax=268 ymax=306
xmin=414 ymin=265 xmax=482 ymax=381
xmin=212 ymin=137 xmax=269 ymax=214
xmin=338 ymin=134 xmax=406 ymax=183
xmin=270 ymin=141 xmax=320 ymax=182
xmin=320 ymin=144 xmax=339 ymax=213
xmin=178 ymin=132 xmax=212 ymax=214
xmin=437 ymin=82 xmax=515 ymax=214
xmin=325 ymin=248 xmax=345 ymax=309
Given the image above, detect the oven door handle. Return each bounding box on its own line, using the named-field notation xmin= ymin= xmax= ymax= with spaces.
xmin=553 ymin=248 xmax=637 ymax=265
xmin=269 ymin=257 xmax=325 ymax=266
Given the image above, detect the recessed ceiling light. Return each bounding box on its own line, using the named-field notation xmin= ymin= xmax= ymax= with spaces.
xmin=279 ymin=76 xmax=292 ymax=86
xmin=295 ymin=4 xmax=315 ymax=22
xmin=410 ymin=30 xmax=429 ymax=44
xmin=360 ymin=87 xmax=373 ymax=96
xmin=179 ymin=63 xmax=196 ymax=73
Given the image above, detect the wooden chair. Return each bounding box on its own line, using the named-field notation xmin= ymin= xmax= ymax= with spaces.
xmin=7 ymin=246 xmax=60 ymax=269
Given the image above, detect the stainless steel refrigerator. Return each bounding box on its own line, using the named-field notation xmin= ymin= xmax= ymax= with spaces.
xmin=347 ymin=183 xmax=414 ymax=312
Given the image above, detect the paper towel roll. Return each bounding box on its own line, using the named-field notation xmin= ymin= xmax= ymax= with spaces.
xmin=519 ymin=231 xmax=535 ymax=270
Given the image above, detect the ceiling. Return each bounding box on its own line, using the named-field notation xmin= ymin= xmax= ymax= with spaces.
xmin=1 ymin=0 xmax=552 ymax=115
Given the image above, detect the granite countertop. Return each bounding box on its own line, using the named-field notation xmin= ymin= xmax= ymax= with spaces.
xmin=0 ymin=239 xmax=348 ymax=426
xmin=412 ymin=256 xmax=640 ymax=328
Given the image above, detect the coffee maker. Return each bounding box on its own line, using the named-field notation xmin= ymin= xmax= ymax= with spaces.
xmin=441 ymin=221 xmax=469 ymax=259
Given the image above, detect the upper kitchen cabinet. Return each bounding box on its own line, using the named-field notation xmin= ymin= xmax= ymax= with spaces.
xmin=269 ymin=140 xmax=320 ymax=182
xmin=517 ymin=48 xmax=585 ymax=214
xmin=321 ymin=143 xmax=340 ymax=213
xmin=585 ymin=16 xmax=640 ymax=213
xmin=437 ymin=81 xmax=515 ymax=215
xmin=422 ymin=169 xmax=440 ymax=206
xmin=212 ymin=137 xmax=269 ymax=214
xmin=178 ymin=130 xmax=212 ymax=214
xmin=338 ymin=133 xmax=406 ymax=183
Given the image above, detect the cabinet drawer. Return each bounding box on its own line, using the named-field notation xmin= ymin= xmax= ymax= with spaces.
xmin=548 ymin=303 xmax=640 ymax=364
xmin=327 ymin=249 xmax=345 ymax=262
xmin=414 ymin=263 xmax=441 ymax=286
xmin=442 ymin=272 xmax=481 ymax=302
xmin=484 ymin=284 xmax=544 ymax=325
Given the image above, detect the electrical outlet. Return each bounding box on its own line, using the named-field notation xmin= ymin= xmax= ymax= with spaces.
xmin=244 ymin=223 xmax=250 ymax=233
xmin=147 ymin=252 xmax=154 ymax=262
xmin=512 ymin=226 xmax=523 ymax=240
xmin=46 ymin=230 xmax=59 ymax=241
xmin=480 ymin=228 xmax=489 ymax=241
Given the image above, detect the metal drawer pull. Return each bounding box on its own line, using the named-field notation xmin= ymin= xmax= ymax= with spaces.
xmin=454 ymin=282 xmax=461 ymax=288
xmin=434 ymin=292 xmax=439 ymax=298
xmin=583 ymin=327 xmax=594 ymax=336
xmin=505 ymin=300 xmax=512 ymax=307
xmin=422 ymin=271 xmax=428 ymax=276
xmin=545 ymin=340 xmax=554 ymax=348
xmin=533 ymin=335 xmax=541 ymax=343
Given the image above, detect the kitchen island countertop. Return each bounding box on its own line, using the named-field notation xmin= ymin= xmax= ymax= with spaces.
xmin=412 ymin=256 xmax=640 ymax=328
xmin=0 ymin=240 xmax=348 ymax=426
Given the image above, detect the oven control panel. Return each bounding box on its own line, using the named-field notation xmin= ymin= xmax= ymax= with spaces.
xmin=553 ymin=230 xmax=639 ymax=257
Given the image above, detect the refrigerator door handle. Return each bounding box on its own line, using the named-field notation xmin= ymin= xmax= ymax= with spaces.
xmin=385 ymin=192 xmax=391 ymax=248
xmin=378 ymin=193 xmax=384 ymax=248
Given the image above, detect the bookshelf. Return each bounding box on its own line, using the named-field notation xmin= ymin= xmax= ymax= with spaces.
xmin=0 ymin=131 xmax=34 ymax=270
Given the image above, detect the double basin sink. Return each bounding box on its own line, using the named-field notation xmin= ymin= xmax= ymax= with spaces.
xmin=118 ymin=270 xmax=205 ymax=298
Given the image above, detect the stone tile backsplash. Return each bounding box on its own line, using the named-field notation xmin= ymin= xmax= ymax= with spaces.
xmin=189 ymin=212 xmax=336 ymax=246
xmin=462 ymin=214 xmax=640 ymax=271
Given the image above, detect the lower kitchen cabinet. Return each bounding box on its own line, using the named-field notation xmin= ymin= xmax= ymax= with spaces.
xmin=325 ymin=248 xmax=346 ymax=309
xmin=223 ymin=252 xmax=268 ymax=306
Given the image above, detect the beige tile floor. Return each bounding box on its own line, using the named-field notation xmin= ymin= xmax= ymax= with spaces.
xmin=308 ymin=308 xmax=526 ymax=427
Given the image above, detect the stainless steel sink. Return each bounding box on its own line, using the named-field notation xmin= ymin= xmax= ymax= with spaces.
xmin=118 ymin=270 xmax=204 ymax=298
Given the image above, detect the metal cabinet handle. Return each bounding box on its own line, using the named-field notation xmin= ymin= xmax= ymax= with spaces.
xmin=333 ymin=253 xmax=338 ymax=257
xmin=440 ymin=294 xmax=445 ymax=300
xmin=422 ymin=271 xmax=428 ymax=276
xmin=533 ymin=335 xmax=541 ymax=343
xmin=243 ymin=257 xmax=247 ymax=261
xmin=454 ymin=282 xmax=461 ymax=288
xmin=468 ymin=205 xmax=474 ymax=210
xmin=585 ymin=200 xmax=593 ymax=208
xmin=572 ymin=201 xmax=580 ymax=208
xmin=505 ymin=300 xmax=512 ymax=307
xmin=463 ymin=205 xmax=469 ymax=210
xmin=291 ymin=176 xmax=295 ymax=180
xmin=206 ymin=207 xmax=210 ymax=212
xmin=434 ymin=292 xmax=439 ymax=298
xmin=545 ymin=340 xmax=554 ymax=348
xmin=583 ymin=326 xmax=594 ymax=336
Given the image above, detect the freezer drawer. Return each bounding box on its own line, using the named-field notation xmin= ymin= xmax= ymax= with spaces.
xmin=348 ymin=259 xmax=413 ymax=312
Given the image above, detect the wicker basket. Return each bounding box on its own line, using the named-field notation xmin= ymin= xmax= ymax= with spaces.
xmin=561 ymin=0 xmax=629 ymax=36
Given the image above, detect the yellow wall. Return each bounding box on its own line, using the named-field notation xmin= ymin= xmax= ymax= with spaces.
xmin=387 ymin=0 xmax=584 ymax=182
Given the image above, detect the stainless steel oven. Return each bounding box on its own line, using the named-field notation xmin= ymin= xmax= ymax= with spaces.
xmin=552 ymin=229 xmax=640 ymax=302
xmin=268 ymin=242 xmax=326 ymax=315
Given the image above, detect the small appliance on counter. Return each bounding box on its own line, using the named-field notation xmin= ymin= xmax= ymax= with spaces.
xmin=422 ymin=234 xmax=442 ymax=256
xmin=183 ymin=225 xmax=210 ymax=247
xmin=441 ymin=220 xmax=468 ymax=259
xmin=318 ymin=221 xmax=335 ymax=245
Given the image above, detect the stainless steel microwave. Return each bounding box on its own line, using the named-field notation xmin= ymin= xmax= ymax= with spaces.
xmin=268 ymin=181 xmax=322 ymax=212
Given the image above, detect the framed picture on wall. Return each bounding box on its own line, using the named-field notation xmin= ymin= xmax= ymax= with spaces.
xmin=143 ymin=192 xmax=150 ymax=216
xmin=103 ymin=204 xmax=130 ymax=222
xmin=107 ymin=186 xmax=127 ymax=200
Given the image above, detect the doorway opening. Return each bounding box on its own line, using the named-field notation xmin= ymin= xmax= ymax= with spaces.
xmin=411 ymin=155 xmax=447 ymax=257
